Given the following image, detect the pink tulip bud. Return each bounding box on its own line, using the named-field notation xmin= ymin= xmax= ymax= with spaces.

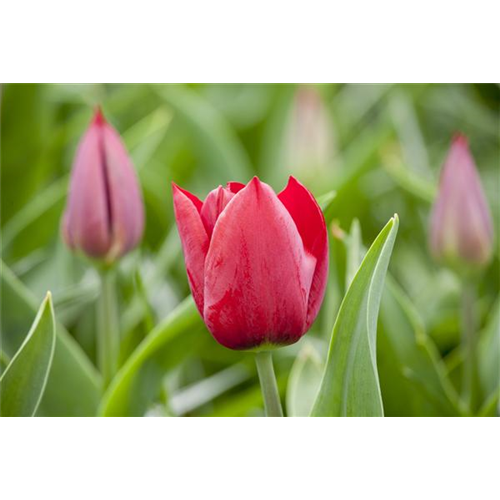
xmin=173 ymin=176 xmax=329 ymax=350
xmin=286 ymin=87 xmax=335 ymax=179
xmin=62 ymin=108 xmax=144 ymax=264
xmin=429 ymin=134 xmax=494 ymax=269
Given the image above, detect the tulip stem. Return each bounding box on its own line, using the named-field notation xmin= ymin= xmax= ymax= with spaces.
xmin=461 ymin=281 xmax=477 ymax=413
xmin=255 ymin=351 xmax=283 ymax=417
xmin=97 ymin=268 xmax=120 ymax=391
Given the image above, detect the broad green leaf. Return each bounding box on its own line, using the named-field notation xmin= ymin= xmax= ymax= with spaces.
xmin=286 ymin=342 xmax=324 ymax=417
xmin=1 ymin=261 xmax=100 ymax=416
xmin=0 ymin=292 xmax=56 ymax=416
xmin=311 ymin=215 xmax=399 ymax=416
xmin=99 ymin=297 xmax=202 ymax=416
xmin=0 ymin=351 xmax=10 ymax=376
xmin=154 ymin=85 xmax=252 ymax=182
xmin=328 ymin=218 xmax=461 ymax=416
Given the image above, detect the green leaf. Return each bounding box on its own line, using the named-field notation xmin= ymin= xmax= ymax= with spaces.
xmin=1 ymin=176 xmax=68 ymax=260
xmin=99 ymin=297 xmax=203 ymax=416
xmin=0 ymin=350 xmax=10 ymax=376
xmin=317 ymin=190 xmax=337 ymax=213
xmin=478 ymin=388 xmax=499 ymax=417
xmin=1 ymin=261 xmax=101 ymax=416
xmin=382 ymin=158 xmax=436 ymax=204
xmin=378 ymin=277 xmax=463 ymax=416
xmin=311 ymin=215 xmax=399 ymax=416
xmin=0 ymin=292 xmax=56 ymax=416
xmin=122 ymin=106 xmax=173 ymax=168
xmin=170 ymin=364 xmax=251 ymax=416
xmin=345 ymin=218 xmax=362 ymax=289
xmin=478 ymin=298 xmax=500 ymax=402
xmin=154 ymin=85 xmax=252 ymax=182
xmin=286 ymin=342 xmax=324 ymax=417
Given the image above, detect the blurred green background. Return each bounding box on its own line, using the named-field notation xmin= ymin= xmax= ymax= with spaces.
xmin=1 ymin=83 xmax=499 ymax=416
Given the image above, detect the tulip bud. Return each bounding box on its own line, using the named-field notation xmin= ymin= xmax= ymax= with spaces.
xmin=286 ymin=87 xmax=335 ymax=181
xmin=429 ymin=134 xmax=494 ymax=270
xmin=62 ymin=108 xmax=144 ymax=264
xmin=173 ymin=176 xmax=329 ymax=350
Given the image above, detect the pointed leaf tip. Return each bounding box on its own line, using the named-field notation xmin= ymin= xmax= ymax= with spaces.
xmin=0 ymin=293 xmax=56 ymax=416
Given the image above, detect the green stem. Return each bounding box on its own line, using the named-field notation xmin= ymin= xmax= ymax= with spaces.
xmin=97 ymin=268 xmax=120 ymax=391
xmin=255 ymin=351 xmax=283 ymax=417
xmin=461 ymin=281 xmax=477 ymax=413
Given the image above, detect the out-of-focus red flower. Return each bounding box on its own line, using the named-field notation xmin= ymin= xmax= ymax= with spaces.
xmin=429 ymin=134 xmax=494 ymax=269
xmin=173 ymin=176 xmax=328 ymax=350
xmin=62 ymin=108 xmax=144 ymax=264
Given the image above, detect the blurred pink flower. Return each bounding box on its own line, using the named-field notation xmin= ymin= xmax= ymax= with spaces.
xmin=62 ymin=108 xmax=144 ymax=264
xmin=287 ymin=87 xmax=335 ymax=179
xmin=429 ymin=134 xmax=493 ymax=269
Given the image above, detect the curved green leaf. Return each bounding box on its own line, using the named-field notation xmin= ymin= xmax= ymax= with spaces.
xmin=1 ymin=261 xmax=101 ymax=416
xmin=286 ymin=342 xmax=324 ymax=417
xmin=99 ymin=297 xmax=202 ymax=416
xmin=311 ymin=215 xmax=399 ymax=416
xmin=0 ymin=292 xmax=56 ymax=416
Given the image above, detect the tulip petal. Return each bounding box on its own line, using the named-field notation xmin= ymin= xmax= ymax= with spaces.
xmin=63 ymin=122 xmax=112 ymax=258
xmin=226 ymin=181 xmax=246 ymax=194
xmin=200 ymin=186 xmax=235 ymax=238
xmin=101 ymin=120 xmax=145 ymax=260
xmin=204 ymin=177 xmax=315 ymax=350
xmin=278 ymin=176 xmax=328 ymax=328
xmin=172 ymin=184 xmax=209 ymax=314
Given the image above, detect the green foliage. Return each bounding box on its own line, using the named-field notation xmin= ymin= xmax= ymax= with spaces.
xmin=0 ymin=292 xmax=55 ymax=416
xmin=1 ymin=84 xmax=498 ymax=416
xmin=99 ymin=297 xmax=203 ymax=416
xmin=1 ymin=261 xmax=101 ymax=416
xmin=286 ymin=342 xmax=324 ymax=417
xmin=312 ymin=216 xmax=399 ymax=416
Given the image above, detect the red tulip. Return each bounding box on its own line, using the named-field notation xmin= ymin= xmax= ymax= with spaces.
xmin=429 ymin=134 xmax=494 ymax=269
xmin=62 ymin=108 xmax=144 ymax=264
xmin=173 ymin=176 xmax=329 ymax=350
